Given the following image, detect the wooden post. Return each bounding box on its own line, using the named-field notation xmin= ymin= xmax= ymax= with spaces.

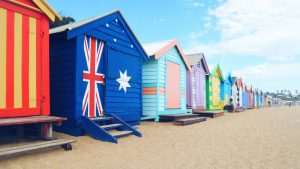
xmin=40 ymin=122 xmax=53 ymax=140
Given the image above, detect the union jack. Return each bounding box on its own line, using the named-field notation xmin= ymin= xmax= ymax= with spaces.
xmin=82 ymin=36 xmax=104 ymax=117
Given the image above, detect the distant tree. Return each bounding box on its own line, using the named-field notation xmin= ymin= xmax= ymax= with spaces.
xmin=50 ymin=15 xmax=75 ymax=29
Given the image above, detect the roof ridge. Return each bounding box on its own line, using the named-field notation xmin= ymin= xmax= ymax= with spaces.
xmin=143 ymin=39 xmax=175 ymax=46
xmin=185 ymin=52 xmax=204 ymax=56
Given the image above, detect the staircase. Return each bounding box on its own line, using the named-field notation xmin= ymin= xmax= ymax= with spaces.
xmin=81 ymin=114 xmax=142 ymax=143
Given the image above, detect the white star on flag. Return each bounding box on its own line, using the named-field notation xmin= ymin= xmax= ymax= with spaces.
xmin=116 ymin=70 xmax=131 ymax=93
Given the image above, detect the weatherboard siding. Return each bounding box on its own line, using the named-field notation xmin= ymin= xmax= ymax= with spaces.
xmin=187 ymin=64 xmax=207 ymax=109
xmin=192 ymin=74 xmax=196 ymax=107
xmin=0 ymin=2 xmax=52 ymax=118
xmin=104 ymin=47 xmax=142 ymax=122
xmin=157 ymin=58 xmax=165 ymax=111
xmin=232 ymin=83 xmax=238 ymax=107
xmin=223 ymin=79 xmax=232 ymax=106
xmin=238 ymin=87 xmax=243 ymax=107
xmin=50 ymin=37 xmax=77 ymax=119
xmin=84 ymin=16 xmax=144 ymax=123
xmin=142 ymin=47 xmax=187 ymax=120
xmin=50 ymin=12 xmax=146 ymax=130
xmin=142 ymin=95 xmax=157 ymax=116
xmin=186 ymin=71 xmax=192 ymax=107
xmin=207 ymin=74 xmax=222 ymax=110
xmin=161 ymin=47 xmax=186 ymax=111
xmin=242 ymin=91 xmax=248 ymax=108
xmin=142 ymin=57 xmax=157 ymax=85
xmin=142 ymin=57 xmax=158 ymax=116
xmin=198 ymin=66 xmax=207 ymax=109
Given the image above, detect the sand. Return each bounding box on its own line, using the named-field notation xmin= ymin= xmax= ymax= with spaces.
xmin=0 ymin=106 xmax=300 ymax=169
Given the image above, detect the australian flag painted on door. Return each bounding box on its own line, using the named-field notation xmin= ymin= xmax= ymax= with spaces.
xmin=49 ymin=10 xmax=148 ymax=136
xmin=82 ymin=36 xmax=105 ymax=118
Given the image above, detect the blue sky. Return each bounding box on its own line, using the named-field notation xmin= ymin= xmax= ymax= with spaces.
xmin=47 ymin=0 xmax=300 ymax=93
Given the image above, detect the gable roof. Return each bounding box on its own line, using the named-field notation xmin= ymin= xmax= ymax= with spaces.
xmin=143 ymin=39 xmax=191 ymax=72
xmin=143 ymin=40 xmax=172 ymax=57
xmin=185 ymin=53 xmax=210 ymax=74
xmin=249 ymin=86 xmax=253 ymax=93
xmin=237 ymin=78 xmax=243 ymax=89
xmin=224 ymin=72 xmax=233 ymax=84
xmin=5 ymin=0 xmax=62 ymax=21
xmin=50 ymin=10 xmax=148 ymax=62
xmin=244 ymin=85 xmax=248 ymax=91
xmin=211 ymin=64 xmax=224 ymax=81
xmin=50 ymin=10 xmax=119 ymax=34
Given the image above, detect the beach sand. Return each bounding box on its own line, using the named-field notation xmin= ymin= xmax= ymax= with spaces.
xmin=0 ymin=106 xmax=300 ymax=169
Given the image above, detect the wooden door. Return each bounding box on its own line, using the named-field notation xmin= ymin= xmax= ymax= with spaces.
xmin=82 ymin=36 xmax=105 ymax=118
xmin=166 ymin=61 xmax=180 ymax=109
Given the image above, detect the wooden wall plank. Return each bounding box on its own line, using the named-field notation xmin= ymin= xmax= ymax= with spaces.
xmin=0 ymin=8 xmax=7 ymax=108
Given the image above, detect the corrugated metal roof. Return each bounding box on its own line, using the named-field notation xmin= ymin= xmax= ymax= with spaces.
xmin=185 ymin=53 xmax=204 ymax=66
xmin=142 ymin=40 xmax=174 ymax=56
xmin=50 ymin=10 xmax=118 ymax=34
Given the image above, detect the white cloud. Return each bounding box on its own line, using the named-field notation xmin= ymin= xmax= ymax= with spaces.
xmin=232 ymin=63 xmax=300 ymax=91
xmin=184 ymin=0 xmax=300 ymax=91
xmin=154 ymin=17 xmax=166 ymax=23
xmin=208 ymin=64 xmax=215 ymax=72
xmin=180 ymin=0 xmax=205 ymax=8
xmin=186 ymin=0 xmax=300 ymax=62
xmin=189 ymin=32 xmax=203 ymax=41
xmin=193 ymin=2 xmax=205 ymax=7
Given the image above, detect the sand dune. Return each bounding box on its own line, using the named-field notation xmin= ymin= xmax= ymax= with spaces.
xmin=0 ymin=106 xmax=300 ymax=169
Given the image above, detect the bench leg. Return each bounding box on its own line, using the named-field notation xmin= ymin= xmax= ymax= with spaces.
xmin=61 ymin=143 xmax=73 ymax=151
xmin=40 ymin=123 xmax=54 ymax=140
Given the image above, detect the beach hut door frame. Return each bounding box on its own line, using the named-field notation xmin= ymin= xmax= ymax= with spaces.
xmin=0 ymin=5 xmax=44 ymax=117
xmin=82 ymin=36 xmax=105 ymax=118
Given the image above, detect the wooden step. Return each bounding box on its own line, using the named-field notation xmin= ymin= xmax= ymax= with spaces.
xmin=159 ymin=114 xmax=199 ymax=121
xmin=90 ymin=117 xmax=114 ymax=122
xmin=0 ymin=139 xmax=75 ymax=159
xmin=234 ymin=108 xmax=244 ymax=112
xmin=109 ymin=130 xmax=133 ymax=138
xmin=232 ymin=109 xmax=243 ymax=113
xmin=174 ymin=117 xmax=207 ymax=126
xmin=193 ymin=111 xmax=224 ymax=118
xmin=192 ymin=108 xmax=207 ymax=112
xmin=100 ymin=123 xmax=122 ymax=130
xmin=141 ymin=116 xmax=156 ymax=121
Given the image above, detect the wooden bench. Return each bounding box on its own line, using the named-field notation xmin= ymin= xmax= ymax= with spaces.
xmin=0 ymin=116 xmax=66 ymax=140
xmin=0 ymin=139 xmax=76 ymax=159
